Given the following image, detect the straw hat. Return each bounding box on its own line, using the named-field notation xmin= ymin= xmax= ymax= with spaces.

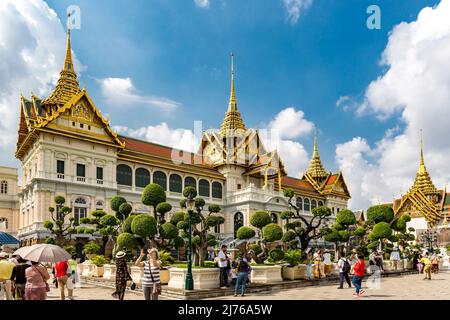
xmin=115 ymin=251 xmax=126 ymax=259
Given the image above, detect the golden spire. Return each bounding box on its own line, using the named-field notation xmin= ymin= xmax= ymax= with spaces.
xmin=411 ymin=130 xmax=438 ymax=196
xmin=42 ymin=12 xmax=80 ymax=109
xmin=220 ymin=52 xmax=246 ymax=136
xmin=305 ymin=127 xmax=327 ymax=179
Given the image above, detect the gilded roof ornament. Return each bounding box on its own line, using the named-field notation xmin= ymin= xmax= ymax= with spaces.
xmin=305 ymin=127 xmax=327 ymax=179
xmin=220 ymin=53 xmax=246 ymax=136
xmin=410 ymin=130 xmax=438 ymax=196
xmin=41 ymin=12 xmax=81 ymax=108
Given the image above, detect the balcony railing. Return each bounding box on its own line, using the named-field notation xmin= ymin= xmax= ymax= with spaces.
xmin=76 ymin=176 xmax=86 ymax=182
xmin=34 ymin=171 xmax=114 ymax=188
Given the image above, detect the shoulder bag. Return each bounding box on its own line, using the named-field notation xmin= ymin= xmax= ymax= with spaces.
xmin=148 ymin=262 xmax=162 ymax=295
xmin=34 ymin=265 xmax=50 ymax=292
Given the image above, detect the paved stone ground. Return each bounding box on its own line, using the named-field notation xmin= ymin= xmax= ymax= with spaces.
xmin=209 ymin=271 xmax=450 ymax=300
xmin=45 ymin=271 xmax=449 ymax=300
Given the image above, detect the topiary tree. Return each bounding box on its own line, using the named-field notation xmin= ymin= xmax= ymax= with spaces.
xmin=131 ymin=214 xmax=158 ymax=249
xmin=82 ymin=209 xmax=120 ymax=256
xmin=43 ymin=196 xmax=76 ymax=246
xmin=141 ymin=183 xmax=167 ymax=221
xmin=178 ymin=187 xmax=224 ymax=266
xmin=366 ymin=205 xmax=394 ymax=224
xmin=281 ymin=188 xmax=333 ymax=258
xmin=116 ymin=232 xmax=138 ymax=254
xmin=284 ymin=248 xmax=302 ymax=266
xmin=323 ymin=209 xmax=358 ymax=256
xmin=237 ymin=210 xmax=283 ymax=264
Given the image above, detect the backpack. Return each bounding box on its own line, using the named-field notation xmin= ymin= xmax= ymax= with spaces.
xmin=342 ymin=258 xmax=351 ymax=273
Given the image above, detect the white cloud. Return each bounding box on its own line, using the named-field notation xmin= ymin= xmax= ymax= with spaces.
xmin=268 ymin=107 xmax=314 ymax=139
xmin=97 ymin=77 xmax=181 ymax=112
xmin=0 ymin=0 xmax=83 ymax=166
xmin=194 ymin=0 xmax=210 ymax=9
xmin=336 ymin=0 xmax=450 ymax=209
xmin=114 ymin=123 xmax=199 ymax=153
xmin=283 ymin=0 xmax=313 ymax=25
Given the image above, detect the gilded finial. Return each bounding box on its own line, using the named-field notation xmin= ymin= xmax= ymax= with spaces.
xmin=229 ymin=52 xmax=236 ymax=107
xmin=305 ymin=126 xmax=327 ymax=180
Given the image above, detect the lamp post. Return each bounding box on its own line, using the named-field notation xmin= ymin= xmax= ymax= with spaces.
xmin=421 ymin=229 xmax=438 ymax=252
xmin=185 ymin=192 xmax=195 ymax=291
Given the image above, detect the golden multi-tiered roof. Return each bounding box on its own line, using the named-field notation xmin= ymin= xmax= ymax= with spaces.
xmin=220 ymin=53 xmax=246 ymax=136
xmin=410 ymin=131 xmax=438 ymax=196
xmin=41 ymin=28 xmax=81 ymax=112
xmin=305 ymin=128 xmax=327 ymax=179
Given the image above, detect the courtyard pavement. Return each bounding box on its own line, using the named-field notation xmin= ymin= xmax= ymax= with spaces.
xmin=45 ymin=271 xmax=450 ymax=300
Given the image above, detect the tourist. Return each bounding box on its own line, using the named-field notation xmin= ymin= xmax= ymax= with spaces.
xmin=67 ymin=255 xmax=78 ymax=290
xmin=431 ymin=253 xmax=439 ymax=274
xmin=305 ymin=250 xmax=314 ymax=280
xmin=10 ymin=257 xmax=29 ymax=300
xmin=323 ymin=249 xmax=333 ymax=276
xmin=313 ymin=249 xmax=324 ymax=279
xmin=351 ymin=254 xmax=366 ymax=297
xmin=233 ymin=255 xmax=251 ymax=297
xmin=0 ymin=252 xmax=15 ymax=300
xmin=412 ymin=250 xmax=420 ymax=272
xmin=25 ymin=260 xmax=50 ymax=300
xmin=336 ymin=251 xmax=351 ymax=289
xmin=218 ymin=245 xmax=230 ymax=288
xmin=9 ymin=254 xmax=19 ymax=266
xmin=390 ymin=247 xmax=401 ymax=271
xmin=112 ymin=251 xmax=133 ymax=300
xmin=55 ymin=259 xmax=73 ymax=300
xmin=207 ymin=246 xmax=216 ymax=261
xmin=375 ymin=250 xmax=384 ymax=272
xmin=420 ymin=254 xmax=432 ymax=280
xmin=136 ymin=248 xmax=162 ymax=300
xmin=368 ymin=250 xmax=377 ymax=273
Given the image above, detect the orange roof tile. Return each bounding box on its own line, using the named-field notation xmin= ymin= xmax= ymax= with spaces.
xmin=281 ymin=176 xmax=318 ymax=192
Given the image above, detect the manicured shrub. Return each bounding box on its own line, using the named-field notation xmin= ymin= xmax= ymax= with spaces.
xmin=131 ymin=214 xmax=157 ymax=238
xmin=170 ymin=212 xmax=185 ymax=226
xmin=122 ymin=215 xmax=137 ymax=233
xmin=366 ymin=205 xmax=394 ymax=224
xmin=367 ymin=241 xmax=379 ymax=250
xmin=262 ymin=223 xmax=283 ymax=242
xmin=91 ymin=255 xmax=109 ymax=267
xmin=100 ymin=214 xmax=119 ymax=226
xmin=116 ymin=232 xmax=137 ymax=251
xmin=248 ymin=244 xmax=262 ymax=255
xmin=156 ymin=202 xmax=172 ymax=214
xmin=236 ymin=226 xmax=256 ymax=240
xmin=338 ymin=230 xmax=350 ymax=242
xmin=141 ymin=183 xmax=166 ymax=207
xmin=80 ymin=217 xmax=91 ymax=224
xmin=282 ymin=229 xmax=297 ymax=242
xmin=208 ymin=204 xmax=221 ymax=213
xmin=312 ymin=206 xmax=332 ymax=217
xmin=54 ymin=195 xmax=66 ymax=205
xmin=284 ymin=249 xmax=302 ymax=266
xmin=83 ymin=241 xmax=100 ymax=255
xmin=183 ymin=186 xmax=197 ymax=199
xmin=43 ymin=221 xmax=54 ymax=230
xmin=171 ymin=236 xmax=185 ymax=248
xmin=206 ymin=234 xmax=217 ymax=246
xmin=323 ymin=229 xmax=340 ymax=243
xmin=369 ymin=222 xmax=392 ymax=241
xmin=269 ymin=248 xmax=285 ymax=261
xmin=159 ymin=222 xmax=178 ymax=239
xmin=336 ymin=209 xmax=357 ymax=226
xmin=354 ymin=226 xmax=366 ymax=237
xmin=250 ymin=211 xmax=272 ymax=229
xmin=110 ymin=196 xmax=127 ymax=212
xmin=119 ymin=203 xmax=132 ymax=217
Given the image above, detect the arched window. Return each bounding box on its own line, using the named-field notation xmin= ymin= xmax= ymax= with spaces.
xmin=153 ymin=171 xmax=167 ymax=190
xmin=311 ymin=199 xmax=317 ymax=211
xmin=271 ymin=213 xmax=278 ymax=224
xmin=304 ymin=198 xmax=310 ymax=212
xmin=212 ymin=182 xmax=223 ymax=199
xmin=95 ymin=200 xmax=104 ymax=210
xmin=296 ymin=197 xmax=303 ymax=210
xmin=184 ymin=177 xmax=196 ymax=189
xmin=199 ymin=179 xmax=210 ymax=197
xmin=116 ymin=164 xmax=132 ymax=186
xmin=234 ymin=212 xmax=244 ymax=238
xmin=73 ymin=197 xmax=87 ymax=225
xmin=135 ymin=168 xmax=150 ymax=188
xmin=318 ymin=200 xmax=324 ymax=207
xmin=0 ymin=181 xmax=7 ymax=194
xmin=169 ymin=174 xmax=182 ymax=193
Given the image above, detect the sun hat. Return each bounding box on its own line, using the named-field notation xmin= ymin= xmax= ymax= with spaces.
xmin=115 ymin=251 xmax=126 ymax=259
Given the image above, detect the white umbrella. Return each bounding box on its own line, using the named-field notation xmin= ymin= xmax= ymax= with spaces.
xmin=14 ymin=244 xmax=71 ymax=263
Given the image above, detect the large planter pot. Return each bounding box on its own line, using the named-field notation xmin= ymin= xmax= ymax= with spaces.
xmin=250 ymin=265 xmax=283 ymax=284
xmin=93 ymin=266 xmax=105 ymax=277
xmin=331 ymin=263 xmax=339 ymax=276
xmin=407 ymin=261 xmax=413 ymax=270
xmin=282 ymin=265 xmax=307 ymax=280
xmin=82 ymin=260 xmax=95 ymax=277
xmin=130 ymin=266 xmax=144 ymax=286
xmin=383 ymin=261 xmax=394 ymax=272
xmin=168 ymin=267 xmax=220 ymax=290
xmin=160 ymin=269 xmax=170 ymax=285
xmin=103 ymin=264 xmax=116 ymax=281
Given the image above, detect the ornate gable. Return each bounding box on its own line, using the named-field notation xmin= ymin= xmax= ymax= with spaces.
xmin=394 ymin=188 xmax=441 ymax=226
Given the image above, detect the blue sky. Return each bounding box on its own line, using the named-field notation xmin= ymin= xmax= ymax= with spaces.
xmin=3 ymin=0 xmax=450 ymax=209
xmin=45 ymin=0 xmax=437 ymax=168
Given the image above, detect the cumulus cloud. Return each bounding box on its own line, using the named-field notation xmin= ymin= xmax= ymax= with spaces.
xmin=0 ymin=0 xmax=83 ymax=166
xmin=336 ymin=0 xmax=450 ymax=209
xmin=194 ymin=0 xmax=210 ymax=9
xmin=268 ymin=107 xmax=314 ymax=139
xmin=97 ymin=77 xmax=181 ymax=112
xmin=283 ymin=0 xmax=313 ymax=25
xmin=114 ymin=123 xmax=199 ymax=153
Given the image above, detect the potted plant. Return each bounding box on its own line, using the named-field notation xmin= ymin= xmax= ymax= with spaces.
xmin=282 ymin=249 xmax=304 ymax=280
xmin=159 ymin=250 xmax=175 ymax=285
xmin=91 ymin=255 xmax=108 ymax=277
xmin=83 ymin=241 xmax=101 ymax=260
